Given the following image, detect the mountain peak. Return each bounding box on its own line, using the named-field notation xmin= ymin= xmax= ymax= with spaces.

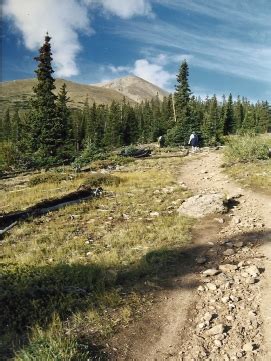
xmin=95 ymin=75 xmax=169 ymax=102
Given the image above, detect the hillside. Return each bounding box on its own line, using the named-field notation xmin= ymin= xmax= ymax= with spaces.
xmin=95 ymin=75 xmax=169 ymax=102
xmin=0 ymin=78 xmax=135 ymax=117
xmin=0 ymin=75 xmax=168 ymax=117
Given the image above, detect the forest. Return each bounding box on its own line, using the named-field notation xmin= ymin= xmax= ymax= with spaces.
xmin=1 ymin=34 xmax=270 ymax=170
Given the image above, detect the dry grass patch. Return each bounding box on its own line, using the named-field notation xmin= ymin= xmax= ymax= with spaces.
xmin=0 ymin=157 xmax=193 ymax=360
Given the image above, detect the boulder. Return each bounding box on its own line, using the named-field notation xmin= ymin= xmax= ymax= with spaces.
xmin=177 ymin=192 xmax=226 ymax=218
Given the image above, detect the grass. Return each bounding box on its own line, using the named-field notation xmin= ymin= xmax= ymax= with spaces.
xmin=0 ymin=156 xmax=193 ymax=360
xmin=224 ymin=134 xmax=271 ymax=195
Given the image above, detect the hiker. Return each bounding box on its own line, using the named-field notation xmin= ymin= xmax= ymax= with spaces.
xmin=188 ymin=132 xmax=199 ymax=152
xmin=158 ymin=135 xmax=165 ymax=148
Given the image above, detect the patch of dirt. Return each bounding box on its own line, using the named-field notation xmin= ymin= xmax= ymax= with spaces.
xmin=108 ymin=149 xmax=271 ymax=360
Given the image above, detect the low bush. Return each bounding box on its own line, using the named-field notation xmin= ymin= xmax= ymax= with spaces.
xmin=81 ymin=173 xmax=122 ymax=188
xmin=224 ymin=134 xmax=270 ymax=164
xmin=29 ymin=172 xmax=75 ymax=186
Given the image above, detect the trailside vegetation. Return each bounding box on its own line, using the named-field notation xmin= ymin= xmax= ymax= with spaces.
xmin=0 ymin=35 xmax=270 ymax=171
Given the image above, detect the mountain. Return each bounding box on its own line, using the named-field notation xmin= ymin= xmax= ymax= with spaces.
xmin=0 ymin=76 xmax=169 ymax=117
xmin=95 ymin=75 xmax=169 ymax=103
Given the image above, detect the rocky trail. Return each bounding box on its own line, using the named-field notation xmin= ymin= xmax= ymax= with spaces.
xmin=111 ymin=149 xmax=271 ymax=360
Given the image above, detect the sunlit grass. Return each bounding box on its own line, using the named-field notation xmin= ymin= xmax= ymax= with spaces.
xmin=0 ymin=157 xmax=193 ymax=359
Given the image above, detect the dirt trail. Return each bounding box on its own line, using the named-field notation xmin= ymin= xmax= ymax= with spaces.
xmin=112 ymin=150 xmax=271 ymax=360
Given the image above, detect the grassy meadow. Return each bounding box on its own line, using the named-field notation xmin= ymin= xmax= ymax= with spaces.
xmin=224 ymin=134 xmax=271 ymax=195
xmin=0 ymin=156 xmax=193 ymax=360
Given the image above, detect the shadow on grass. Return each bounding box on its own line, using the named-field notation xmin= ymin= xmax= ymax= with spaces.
xmin=1 ymin=229 xmax=270 ymax=360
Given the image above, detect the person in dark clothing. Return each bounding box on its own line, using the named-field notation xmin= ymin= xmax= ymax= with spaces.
xmin=188 ymin=132 xmax=199 ymax=152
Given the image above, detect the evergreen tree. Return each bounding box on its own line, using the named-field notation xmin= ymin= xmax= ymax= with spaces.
xmin=201 ymin=95 xmax=220 ymax=145
xmin=223 ymin=93 xmax=235 ymax=134
xmin=168 ymin=60 xmax=192 ymax=144
xmin=2 ymin=109 xmax=12 ymax=141
xmin=11 ymin=109 xmax=22 ymax=143
xmin=233 ymin=96 xmax=244 ymax=131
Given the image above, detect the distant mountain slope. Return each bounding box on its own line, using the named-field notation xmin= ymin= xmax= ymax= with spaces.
xmin=95 ymin=75 xmax=169 ymax=103
xmin=0 ymin=78 xmax=136 ymax=116
xmin=0 ymin=76 xmax=169 ymax=117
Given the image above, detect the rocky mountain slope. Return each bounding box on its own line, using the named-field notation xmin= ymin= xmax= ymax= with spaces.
xmin=0 ymin=75 xmax=168 ymax=117
xmin=95 ymin=75 xmax=169 ymax=103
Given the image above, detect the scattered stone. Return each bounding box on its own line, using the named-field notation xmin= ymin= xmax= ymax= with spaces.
xmin=242 ymin=342 xmax=255 ymax=352
xmin=150 ymin=211 xmax=160 ymax=217
xmin=203 ymin=269 xmax=220 ymax=276
xmin=246 ymin=277 xmax=257 ymax=284
xmin=196 ymin=256 xmax=207 ymax=265
xmin=219 ymin=264 xmax=238 ymax=272
xmin=206 ymin=283 xmax=217 ymax=291
xmin=203 ymin=312 xmax=215 ymax=322
xmin=246 ymin=265 xmax=260 ymax=277
xmin=223 ymin=249 xmax=235 ymax=256
xmin=206 ymin=324 xmax=225 ymax=336
xmin=225 ymin=242 xmax=233 ymax=248
xmin=234 ymin=241 xmax=244 ymax=248
xmin=214 ymin=339 xmax=222 ymax=347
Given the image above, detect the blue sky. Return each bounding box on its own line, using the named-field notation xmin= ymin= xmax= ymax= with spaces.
xmin=2 ymin=0 xmax=271 ymax=102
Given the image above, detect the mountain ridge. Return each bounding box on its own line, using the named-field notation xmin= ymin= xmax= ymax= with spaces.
xmin=0 ymin=75 xmax=169 ymax=117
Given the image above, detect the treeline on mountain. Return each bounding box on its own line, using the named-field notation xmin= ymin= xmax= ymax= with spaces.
xmin=1 ymin=35 xmax=270 ymax=170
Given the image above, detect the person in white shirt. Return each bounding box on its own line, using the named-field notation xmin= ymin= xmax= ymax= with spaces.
xmin=188 ymin=132 xmax=199 ymax=152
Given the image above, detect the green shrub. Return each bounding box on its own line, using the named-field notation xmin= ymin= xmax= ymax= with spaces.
xmin=29 ymin=172 xmax=76 ymax=186
xmin=81 ymin=173 xmax=122 ymax=188
xmin=224 ymin=134 xmax=270 ymax=164
xmin=72 ymin=141 xmax=107 ymax=170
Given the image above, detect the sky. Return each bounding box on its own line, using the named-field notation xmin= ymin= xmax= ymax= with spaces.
xmin=2 ymin=0 xmax=271 ymax=102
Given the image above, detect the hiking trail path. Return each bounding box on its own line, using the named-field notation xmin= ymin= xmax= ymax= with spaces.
xmin=112 ymin=149 xmax=271 ymax=361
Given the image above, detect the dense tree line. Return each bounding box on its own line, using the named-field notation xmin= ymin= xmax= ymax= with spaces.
xmin=0 ymin=36 xmax=270 ymax=169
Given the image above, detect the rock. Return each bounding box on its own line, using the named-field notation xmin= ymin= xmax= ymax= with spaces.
xmin=214 ymin=339 xmax=222 ymax=347
xmin=225 ymin=242 xmax=233 ymax=248
xmin=203 ymin=312 xmax=215 ymax=322
xmin=230 ymin=295 xmax=239 ymax=302
xmin=206 ymin=324 xmax=225 ymax=336
xmin=203 ymin=269 xmax=220 ymax=276
xmin=219 ymin=264 xmax=238 ymax=272
xmin=196 ymin=256 xmax=207 ymax=264
xmin=206 ymin=283 xmax=217 ymax=291
xmin=246 ymin=265 xmax=260 ymax=277
xmin=150 ymin=211 xmax=160 ymax=217
xmin=197 ymin=285 xmax=205 ymax=292
xmin=198 ymin=322 xmax=205 ymax=329
xmin=242 ymin=342 xmax=254 ymax=352
xmin=222 ymin=295 xmax=230 ymax=303
xmin=234 ymin=241 xmax=244 ymax=248
xmin=241 ymin=271 xmax=249 ymax=278
xmin=215 ymin=217 xmax=225 ymax=224
xmin=177 ymin=192 xmax=226 ymax=218
xmin=246 ymin=277 xmax=257 ymax=284
xmin=223 ymin=249 xmax=235 ymax=256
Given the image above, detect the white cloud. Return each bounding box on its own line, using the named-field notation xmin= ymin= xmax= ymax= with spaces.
xmin=3 ymin=0 xmax=91 ymax=77
xmin=3 ymin=0 xmax=153 ymax=77
xmin=106 ymin=53 xmax=177 ymax=89
xmin=132 ymin=59 xmax=174 ymax=88
xmin=98 ymin=0 xmax=153 ymax=19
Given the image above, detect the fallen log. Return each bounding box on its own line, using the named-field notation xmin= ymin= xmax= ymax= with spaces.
xmin=0 ymin=186 xmax=103 ymax=237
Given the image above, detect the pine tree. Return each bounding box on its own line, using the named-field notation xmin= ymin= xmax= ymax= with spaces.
xmin=2 ymin=109 xmax=12 ymax=141
xmin=201 ymin=95 xmax=220 ymax=145
xmin=233 ymin=96 xmax=244 ymax=132
xmin=11 ymin=109 xmax=22 ymax=143
xmin=223 ymin=93 xmax=235 ymax=134
xmin=168 ymin=60 xmax=192 ymax=144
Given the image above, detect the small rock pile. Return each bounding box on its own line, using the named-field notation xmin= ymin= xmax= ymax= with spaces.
xmin=180 ymin=239 xmax=264 ymax=360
